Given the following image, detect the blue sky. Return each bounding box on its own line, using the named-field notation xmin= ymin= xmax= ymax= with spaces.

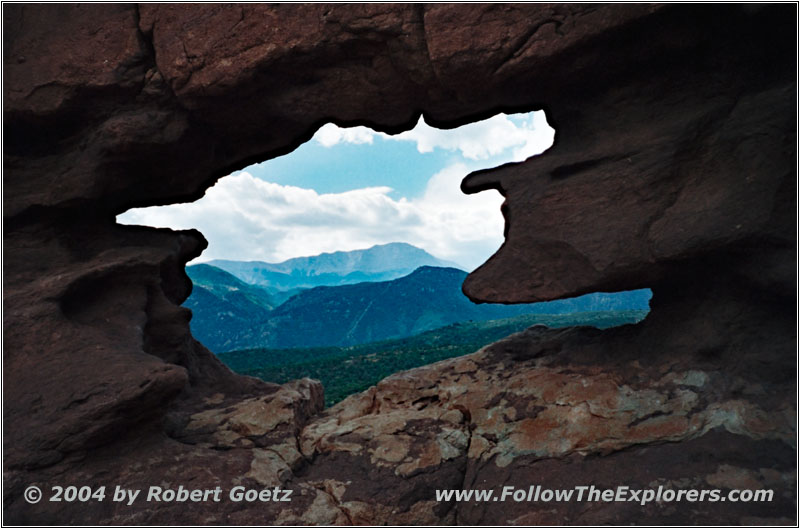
xmin=118 ymin=111 xmax=555 ymax=270
xmin=240 ymin=134 xmax=451 ymax=199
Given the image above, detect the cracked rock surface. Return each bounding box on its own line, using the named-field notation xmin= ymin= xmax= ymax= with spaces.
xmin=3 ymin=4 xmax=796 ymax=524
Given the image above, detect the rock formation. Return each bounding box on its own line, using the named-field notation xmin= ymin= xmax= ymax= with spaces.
xmin=3 ymin=4 xmax=795 ymax=524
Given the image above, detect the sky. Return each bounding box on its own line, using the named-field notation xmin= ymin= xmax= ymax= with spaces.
xmin=117 ymin=111 xmax=555 ymax=271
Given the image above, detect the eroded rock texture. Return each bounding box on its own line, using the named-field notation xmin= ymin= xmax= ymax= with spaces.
xmin=4 ymin=4 xmax=796 ymax=525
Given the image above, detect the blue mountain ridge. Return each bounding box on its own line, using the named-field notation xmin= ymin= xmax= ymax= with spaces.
xmin=185 ymin=243 xmax=650 ymax=353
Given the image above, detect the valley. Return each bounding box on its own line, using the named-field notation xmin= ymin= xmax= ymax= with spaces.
xmin=186 ymin=243 xmax=650 ymax=404
xmin=219 ymin=310 xmax=649 ymax=405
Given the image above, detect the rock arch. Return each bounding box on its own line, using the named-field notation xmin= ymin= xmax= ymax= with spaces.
xmin=4 ymin=4 xmax=795 ymax=524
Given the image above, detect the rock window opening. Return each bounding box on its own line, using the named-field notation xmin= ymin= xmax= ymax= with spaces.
xmin=117 ymin=111 xmax=651 ymax=406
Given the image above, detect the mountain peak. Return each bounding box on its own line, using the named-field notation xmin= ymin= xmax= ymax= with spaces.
xmin=274 ymin=242 xmax=457 ymax=269
xmin=205 ymin=243 xmax=463 ymax=290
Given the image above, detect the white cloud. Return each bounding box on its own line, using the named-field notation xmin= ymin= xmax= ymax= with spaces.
xmin=313 ymin=111 xmax=555 ymax=163
xmin=412 ymin=163 xmax=505 ymax=265
xmin=389 ymin=113 xmax=545 ymax=160
xmin=508 ymin=111 xmax=557 ymax=161
xmin=313 ymin=123 xmax=376 ymax=147
xmin=118 ymin=170 xmax=504 ymax=271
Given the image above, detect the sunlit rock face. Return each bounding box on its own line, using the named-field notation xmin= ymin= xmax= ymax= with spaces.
xmin=4 ymin=4 xmax=795 ymax=525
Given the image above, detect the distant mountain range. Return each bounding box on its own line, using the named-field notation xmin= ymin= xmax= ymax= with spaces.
xmin=206 ymin=242 xmax=460 ymax=291
xmin=185 ymin=244 xmax=651 ymax=353
xmin=225 ymin=266 xmax=533 ymax=350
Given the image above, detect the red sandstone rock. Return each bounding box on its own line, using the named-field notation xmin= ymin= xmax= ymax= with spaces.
xmin=3 ymin=3 xmax=795 ymax=525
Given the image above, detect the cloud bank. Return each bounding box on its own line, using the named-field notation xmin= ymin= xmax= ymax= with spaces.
xmin=118 ymin=111 xmax=554 ymax=270
xmin=120 ymin=169 xmax=504 ymax=270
